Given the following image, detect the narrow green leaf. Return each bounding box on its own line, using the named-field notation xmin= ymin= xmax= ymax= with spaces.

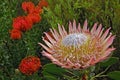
xmin=42 ymin=63 xmax=66 ymax=76
xmin=107 ymin=71 xmax=120 ymax=80
xmin=44 ymin=75 xmax=58 ymax=80
xmin=100 ymin=57 xmax=119 ymax=67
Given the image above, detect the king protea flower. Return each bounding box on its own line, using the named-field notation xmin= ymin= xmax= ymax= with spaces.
xmin=39 ymin=20 xmax=115 ymax=69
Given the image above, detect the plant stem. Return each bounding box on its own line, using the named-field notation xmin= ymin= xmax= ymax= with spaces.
xmin=90 ymin=66 xmax=110 ymax=80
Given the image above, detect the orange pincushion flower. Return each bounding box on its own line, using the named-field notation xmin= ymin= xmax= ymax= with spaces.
xmin=10 ymin=29 xmax=22 ymax=39
xmin=38 ymin=0 xmax=48 ymax=8
xmin=22 ymin=16 xmax=33 ymax=31
xmin=39 ymin=20 xmax=115 ymax=69
xmin=22 ymin=2 xmax=35 ymax=13
xmin=12 ymin=16 xmax=24 ymax=30
xmin=19 ymin=56 xmax=41 ymax=75
xmin=32 ymin=6 xmax=43 ymax=14
xmin=10 ymin=1 xmax=44 ymax=39
xmin=13 ymin=16 xmax=33 ymax=31
xmin=27 ymin=13 xmax=41 ymax=24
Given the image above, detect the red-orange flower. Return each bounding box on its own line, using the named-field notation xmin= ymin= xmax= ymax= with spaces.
xmin=22 ymin=2 xmax=35 ymax=13
xmin=12 ymin=16 xmax=24 ymax=30
xmin=22 ymin=16 xmax=33 ymax=31
xmin=19 ymin=56 xmax=41 ymax=75
xmin=13 ymin=16 xmax=33 ymax=31
xmin=38 ymin=0 xmax=48 ymax=8
xmin=10 ymin=29 xmax=22 ymax=39
xmin=27 ymin=13 xmax=41 ymax=24
xmin=32 ymin=6 xmax=43 ymax=14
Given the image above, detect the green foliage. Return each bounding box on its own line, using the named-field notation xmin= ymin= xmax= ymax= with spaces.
xmin=44 ymin=0 xmax=79 ymax=28
xmin=100 ymin=57 xmax=119 ymax=67
xmin=107 ymin=71 xmax=120 ymax=80
xmin=42 ymin=63 xmax=68 ymax=80
xmin=44 ymin=0 xmax=120 ymax=35
xmin=42 ymin=63 xmax=88 ymax=80
xmin=42 ymin=63 xmax=66 ymax=76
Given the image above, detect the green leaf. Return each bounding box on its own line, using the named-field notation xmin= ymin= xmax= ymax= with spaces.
xmin=44 ymin=75 xmax=58 ymax=80
xmin=43 ymin=63 xmax=66 ymax=73
xmin=107 ymin=71 xmax=120 ymax=80
xmin=54 ymin=4 xmax=61 ymax=16
xmin=100 ymin=57 xmax=119 ymax=67
xmin=42 ymin=63 xmax=66 ymax=78
xmin=43 ymin=70 xmax=58 ymax=80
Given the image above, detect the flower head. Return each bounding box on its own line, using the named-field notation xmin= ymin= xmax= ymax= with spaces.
xmin=22 ymin=2 xmax=35 ymax=13
xmin=39 ymin=20 xmax=115 ymax=69
xmin=19 ymin=56 xmax=41 ymax=75
xmin=10 ymin=29 xmax=22 ymax=39
xmin=32 ymin=6 xmax=43 ymax=14
xmin=13 ymin=16 xmax=33 ymax=31
xmin=38 ymin=0 xmax=48 ymax=8
xmin=27 ymin=13 xmax=41 ymax=24
xmin=12 ymin=16 xmax=24 ymax=30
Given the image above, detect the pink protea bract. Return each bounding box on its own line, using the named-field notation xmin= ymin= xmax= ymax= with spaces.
xmin=39 ymin=20 xmax=115 ymax=69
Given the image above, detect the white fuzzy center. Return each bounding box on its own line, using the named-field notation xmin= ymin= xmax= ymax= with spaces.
xmin=62 ymin=33 xmax=87 ymax=47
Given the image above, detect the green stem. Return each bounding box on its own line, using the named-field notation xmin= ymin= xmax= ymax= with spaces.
xmin=90 ymin=66 xmax=110 ymax=80
xmin=65 ymin=70 xmax=76 ymax=76
xmin=96 ymin=75 xmax=108 ymax=78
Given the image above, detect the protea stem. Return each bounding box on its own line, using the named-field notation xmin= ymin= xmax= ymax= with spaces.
xmin=90 ymin=66 xmax=110 ymax=80
xmin=82 ymin=74 xmax=88 ymax=80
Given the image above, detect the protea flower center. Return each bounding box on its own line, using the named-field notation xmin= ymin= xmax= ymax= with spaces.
xmin=62 ymin=33 xmax=87 ymax=47
xmin=39 ymin=20 xmax=115 ymax=69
